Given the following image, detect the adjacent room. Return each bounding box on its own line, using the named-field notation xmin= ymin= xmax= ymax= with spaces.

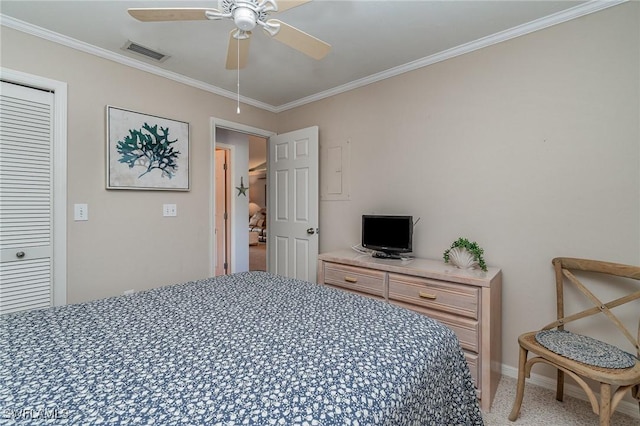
xmin=0 ymin=1 xmax=638 ymax=424
xmin=248 ymin=135 xmax=267 ymax=271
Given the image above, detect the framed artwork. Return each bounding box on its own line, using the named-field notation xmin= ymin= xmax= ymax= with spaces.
xmin=106 ymin=106 xmax=189 ymax=190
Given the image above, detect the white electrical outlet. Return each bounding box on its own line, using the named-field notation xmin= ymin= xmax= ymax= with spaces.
xmin=124 ymin=289 xmax=135 ymax=295
xmin=163 ymin=204 xmax=177 ymax=217
xmin=74 ymin=204 xmax=88 ymax=221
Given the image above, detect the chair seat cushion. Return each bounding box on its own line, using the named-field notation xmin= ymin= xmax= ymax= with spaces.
xmin=535 ymin=330 xmax=637 ymax=369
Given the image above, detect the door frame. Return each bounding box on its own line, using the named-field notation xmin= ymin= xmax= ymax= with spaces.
xmin=214 ymin=143 xmax=234 ymax=274
xmin=214 ymin=147 xmax=231 ymax=275
xmin=1 ymin=67 xmax=67 ymax=306
xmin=209 ymin=118 xmax=275 ymax=277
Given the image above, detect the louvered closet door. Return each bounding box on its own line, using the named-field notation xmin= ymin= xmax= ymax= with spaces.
xmin=0 ymin=81 xmax=54 ymax=314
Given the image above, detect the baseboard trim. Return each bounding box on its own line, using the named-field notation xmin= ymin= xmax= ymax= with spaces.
xmin=501 ymin=364 xmax=639 ymax=419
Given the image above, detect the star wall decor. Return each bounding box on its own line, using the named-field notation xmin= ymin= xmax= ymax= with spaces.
xmin=236 ymin=176 xmax=248 ymax=197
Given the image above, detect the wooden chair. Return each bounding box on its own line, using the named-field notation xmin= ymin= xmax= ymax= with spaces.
xmin=509 ymin=257 xmax=640 ymax=425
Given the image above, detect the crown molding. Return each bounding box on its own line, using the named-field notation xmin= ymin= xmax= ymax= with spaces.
xmin=0 ymin=14 xmax=277 ymax=113
xmin=1 ymin=0 xmax=626 ymax=114
xmin=274 ymin=0 xmax=628 ymax=112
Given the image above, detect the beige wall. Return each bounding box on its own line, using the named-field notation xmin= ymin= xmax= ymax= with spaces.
xmin=1 ymin=27 xmax=277 ymax=304
xmin=1 ymin=2 xmax=639 ymax=390
xmin=277 ymin=2 xmax=640 ymax=372
xmin=248 ymin=135 xmax=267 ymax=208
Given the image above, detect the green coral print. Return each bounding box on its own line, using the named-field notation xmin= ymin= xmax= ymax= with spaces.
xmin=116 ymin=123 xmax=181 ymax=179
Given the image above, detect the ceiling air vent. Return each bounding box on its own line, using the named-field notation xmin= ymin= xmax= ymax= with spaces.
xmin=122 ymin=40 xmax=170 ymax=63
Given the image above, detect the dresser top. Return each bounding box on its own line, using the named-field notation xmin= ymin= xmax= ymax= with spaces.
xmin=319 ymin=250 xmax=501 ymax=287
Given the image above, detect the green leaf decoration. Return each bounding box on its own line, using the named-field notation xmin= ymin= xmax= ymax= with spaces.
xmin=116 ymin=123 xmax=180 ymax=179
xmin=443 ymin=237 xmax=488 ymax=272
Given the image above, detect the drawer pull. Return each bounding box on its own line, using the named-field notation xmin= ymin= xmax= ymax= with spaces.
xmin=344 ymin=276 xmax=358 ymax=283
xmin=419 ymin=291 xmax=437 ymax=300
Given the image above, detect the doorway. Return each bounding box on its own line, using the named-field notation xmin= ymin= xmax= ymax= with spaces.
xmin=248 ymin=135 xmax=267 ymax=271
xmin=210 ymin=119 xmax=319 ymax=281
xmin=210 ymin=119 xmax=274 ymax=276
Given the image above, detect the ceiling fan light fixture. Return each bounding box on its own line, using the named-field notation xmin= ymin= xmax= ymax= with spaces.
xmin=129 ymin=0 xmax=331 ymax=85
xmin=205 ymin=10 xmax=227 ymax=20
xmin=233 ymin=7 xmax=257 ymax=31
xmin=232 ymin=29 xmax=251 ymax=40
xmin=262 ymin=20 xmax=280 ymax=37
xmin=260 ymin=0 xmax=278 ymax=14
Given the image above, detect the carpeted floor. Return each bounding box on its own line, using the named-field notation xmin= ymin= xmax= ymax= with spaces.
xmin=484 ymin=376 xmax=638 ymax=425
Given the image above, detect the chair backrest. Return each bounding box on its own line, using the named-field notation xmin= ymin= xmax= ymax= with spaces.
xmin=543 ymin=257 xmax=640 ymax=358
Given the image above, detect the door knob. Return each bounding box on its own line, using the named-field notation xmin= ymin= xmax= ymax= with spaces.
xmin=16 ymin=251 xmax=25 ymax=259
xmin=306 ymin=228 xmax=315 ymax=235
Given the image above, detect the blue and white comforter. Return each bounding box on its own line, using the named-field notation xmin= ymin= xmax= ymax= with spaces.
xmin=0 ymin=272 xmax=483 ymax=425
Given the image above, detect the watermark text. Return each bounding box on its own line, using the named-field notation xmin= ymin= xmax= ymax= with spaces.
xmin=2 ymin=407 xmax=68 ymax=420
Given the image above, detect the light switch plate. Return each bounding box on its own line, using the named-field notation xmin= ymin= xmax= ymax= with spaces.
xmin=74 ymin=204 xmax=88 ymax=221
xmin=163 ymin=204 xmax=177 ymax=217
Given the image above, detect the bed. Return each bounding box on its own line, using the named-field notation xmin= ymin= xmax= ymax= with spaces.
xmin=0 ymin=272 xmax=483 ymax=425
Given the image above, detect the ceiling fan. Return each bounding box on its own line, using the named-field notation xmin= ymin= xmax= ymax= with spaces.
xmin=128 ymin=0 xmax=331 ymax=70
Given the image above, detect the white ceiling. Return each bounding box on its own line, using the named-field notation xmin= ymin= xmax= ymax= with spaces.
xmin=3 ymin=0 xmax=615 ymax=112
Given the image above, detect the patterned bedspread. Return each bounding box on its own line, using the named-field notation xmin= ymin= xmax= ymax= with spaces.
xmin=0 ymin=272 xmax=483 ymax=425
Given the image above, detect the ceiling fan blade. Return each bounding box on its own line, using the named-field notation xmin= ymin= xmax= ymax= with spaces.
xmin=267 ymin=20 xmax=330 ymax=60
xmin=226 ymin=30 xmax=251 ymax=70
xmin=277 ymin=0 xmax=312 ymax=13
xmin=128 ymin=8 xmax=217 ymax=22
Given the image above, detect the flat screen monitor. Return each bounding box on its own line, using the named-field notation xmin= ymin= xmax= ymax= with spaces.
xmin=361 ymin=215 xmax=413 ymax=255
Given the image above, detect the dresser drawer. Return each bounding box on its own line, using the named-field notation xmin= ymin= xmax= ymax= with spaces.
xmin=323 ymin=262 xmax=385 ymax=297
xmin=325 ymin=285 xmax=385 ymax=301
xmin=391 ymin=300 xmax=480 ymax=352
xmin=388 ymin=273 xmax=479 ymax=320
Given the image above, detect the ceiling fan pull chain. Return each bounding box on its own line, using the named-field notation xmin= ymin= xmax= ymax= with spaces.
xmin=237 ymin=35 xmax=241 ymax=114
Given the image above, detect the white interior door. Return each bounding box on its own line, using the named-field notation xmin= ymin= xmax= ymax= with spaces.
xmin=268 ymin=126 xmax=319 ymax=282
xmin=0 ymin=81 xmax=55 ymax=314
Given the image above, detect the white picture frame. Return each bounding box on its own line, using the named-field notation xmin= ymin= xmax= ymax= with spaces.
xmin=106 ymin=106 xmax=189 ymax=191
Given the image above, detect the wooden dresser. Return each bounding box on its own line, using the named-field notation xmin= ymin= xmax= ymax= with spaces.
xmin=317 ymin=250 xmax=502 ymax=412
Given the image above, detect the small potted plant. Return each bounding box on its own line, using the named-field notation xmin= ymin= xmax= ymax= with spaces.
xmin=443 ymin=237 xmax=487 ymax=272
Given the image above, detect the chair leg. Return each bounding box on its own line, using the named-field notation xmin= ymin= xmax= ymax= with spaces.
xmin=508 ymin=345 xmax=529 ymax=422
xmin=599 ymin=383 xmax=611 ymax=426
xmin=556 ymin=369 xmax=564 ymax=402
